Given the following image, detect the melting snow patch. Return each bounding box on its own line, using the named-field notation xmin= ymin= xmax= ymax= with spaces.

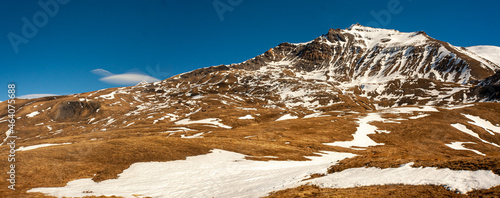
xmin=175 ymin=118 xmax=232 ymax=129
xmin=237 ymin=107 xmax=258 ymax=111
xmin=306 ymin=162 xmax=500 ymax=194
xmin=52 ymin=129 xmax=63 ymax=135
xmin=238 ymin=115 xmax=255 ymax=120
xmin=451 ymin=123 xmax=500 ymax=147
xmin=181 ymin=132 xmax=205 ymax=139
xmin=256 ymin=156 xmax=279 ymax=159
xmin=462 ymin=114 xmax=500 ymax=135
xmin=105 ymin=118 xmax=116 ymax=126
xmin=28 ymin=149 xmax=500 ymax=197
xmin=125 ymin=122 xmax=135 ymax=127
xmin=0 ymin=129 xmax=13 ymax=146
xmin=325 ymin=113 xmax=385 ymax=149
xmin=441 ymin=104 xmax=475 ymax=110
xmin=153 ymin=114 xmax=179 ymax=124
xmin=276 ymin=114 xmax=298 ymax=121
xmin=304 ymin=113 xmax=331 ymax=119
xmin=382 ymin=120 xmax=400 ymax=124
xmin=99 ymin=92 xmax=116 ymax=100
xmin=191 ymin=95 xmax=204 ymax=100
xmin=386 ymin=106 xmax=439 ymax=114
xmin=26 ymin=111 xmax=40 ymax=118
xmin=162 ymin=127 xmax=196 ymax=133
xmin=375 ymin=129 xmax=390 ymax=133
xmin=28 ymin=149 xmax=355 ymax=198
xmin=445 ymin=142 xmax=485 ymax=156
xmin=17 ymin=143 xmax=71 ymax=151
xmin=408 ymin=114 xmax=430 ymax=119
xmin=296 ymin=71 xmax=327 ymax=81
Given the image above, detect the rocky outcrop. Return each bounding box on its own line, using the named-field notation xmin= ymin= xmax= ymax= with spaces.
xmin=50 ymin=100 xmax=100 ymax=121
xmin=471 ymin=71 xmax=500 ymax=101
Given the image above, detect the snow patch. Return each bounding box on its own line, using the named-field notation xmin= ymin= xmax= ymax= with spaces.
xmin=175 ymin=118 xmax=232 ymax=129
xmin=445 ymin=142 xmax=485 ymax=156
xmin=18 ymin=143 xmax=71 ymax=151
xmin=451 ymin=123 xmax=500 ymax=147
xmin=99 ymin=92 xmax=116 ymax=100
xmin=325 ymin=113 xmax=385 ymax=149
xmin=304 ymin=112 xmax=330 ymax=119
xmin=276 ymin=114 xmax=298 ymax=121
xmin=306 ymin=162 xmax=500 ymax=194
xmin=238 ymin=115 xmax=255 ymax=120
xmin=28 ymin=149 xmax=355 ymax=198
xmin=181 ymin=132 xmax=205 ymax=139
xmin=162 ymin=127 xmax=196 ymax=133
xmin=26 ymin=111 xmax=40 ymax=118
xmin=462 ymin=114 xmax=500 ymax=135
xmin=408 ymin=114 xmax=430 ymax=119
xmin=467 ymin=45 xmax=500 ymax=66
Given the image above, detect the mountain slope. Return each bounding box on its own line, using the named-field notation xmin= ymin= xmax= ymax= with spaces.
xmin=1 ymin=24 xmax=500 ymax=197
xmin=467 ymin=45 xmax=500 ymax=66
xmin=178 ymin=24 xmax=499 ymax=108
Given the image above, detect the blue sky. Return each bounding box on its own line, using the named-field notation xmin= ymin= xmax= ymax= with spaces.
xmin=1 ymin=0 xmax=499 ymax=101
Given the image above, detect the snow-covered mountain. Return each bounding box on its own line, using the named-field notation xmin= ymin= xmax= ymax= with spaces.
xmin=467 ymin=45 xmax=500 ymax=66
xmin=171 ymin=24 xmax=500 ymax=110
xmin=1 ymin=24 xmax=500 ymax=197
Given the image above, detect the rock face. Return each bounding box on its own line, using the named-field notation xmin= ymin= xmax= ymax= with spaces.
xmin=235 ymin=24 xmax=497 ymax=80
xmin=50 ymin=101 xmax=100 ymax=121
xmin=471 ymin=71 xmax=500 ymax=101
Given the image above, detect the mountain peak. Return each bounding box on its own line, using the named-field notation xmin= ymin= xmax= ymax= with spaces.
xmin=345 ymin=24 xmax=399 ymax=34
xmin=348 ymin=23 xmax=364 ymax=29
xmin=136 ymin=80 xmax=150 ymax=86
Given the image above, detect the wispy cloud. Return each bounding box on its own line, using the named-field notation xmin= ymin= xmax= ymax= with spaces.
xmin=91 ymin=69 xmax=114 ymax=77
xmin=18 ymin=94 xmax=59 ymax=99
xmin=91 ymin=69 xmax=160 ymax=85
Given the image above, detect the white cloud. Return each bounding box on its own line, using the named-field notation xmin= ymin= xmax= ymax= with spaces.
xmin=18 ymin=94 xmax=59 ymax=99
xmin=91 ymin=69 xmax=113 ymax=77
xmin=100 ymin=73 xmax=160 ymax=85
xmin=92 ymin=69 xmax=161 ymax=85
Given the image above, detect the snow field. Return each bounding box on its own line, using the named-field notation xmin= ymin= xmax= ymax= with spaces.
xmin=27 ymin=107 xmax=500 ymax=197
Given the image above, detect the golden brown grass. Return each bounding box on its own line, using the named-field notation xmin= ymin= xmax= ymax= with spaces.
xmin=0 ymin=112 xmax=360 ymax=197
xmin=0 ymin=100 xmax=499 ymax=197
xmin=265 ymin=184 xmax=467 ymax=198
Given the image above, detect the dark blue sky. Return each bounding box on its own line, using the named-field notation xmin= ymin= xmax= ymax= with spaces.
xmin=1 ymin=0 xmax=499 ymax=100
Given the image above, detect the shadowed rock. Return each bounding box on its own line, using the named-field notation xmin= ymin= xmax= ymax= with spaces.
xmin=50 ymin=100 xmax=100 ymax=121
